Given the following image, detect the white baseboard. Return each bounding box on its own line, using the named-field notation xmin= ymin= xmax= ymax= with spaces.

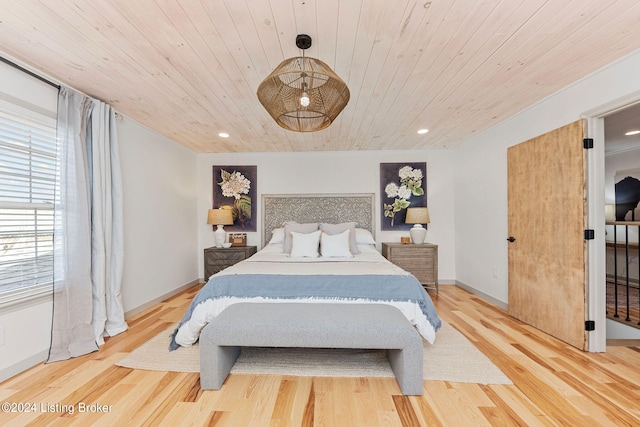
xmin=124 ymin=279 xmax=200 ymax=319
xmin=455 ymin=280 xmax=508 ymax=310
xmin=0 ymin=350 xmax=48 ymax=383
xmin=1 ymin=279 xmax=201 ymax=384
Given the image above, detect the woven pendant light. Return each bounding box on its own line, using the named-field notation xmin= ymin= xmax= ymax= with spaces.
xmin=257 ymin=34 xmax=350 ymax=132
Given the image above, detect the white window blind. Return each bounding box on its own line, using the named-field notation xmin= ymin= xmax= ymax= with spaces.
xmin=0 ymin=109 xmax=57 ymax=306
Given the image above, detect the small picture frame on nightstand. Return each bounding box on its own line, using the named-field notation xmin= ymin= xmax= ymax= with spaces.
xmin=230 ymin=233 xmax=246 ymax=246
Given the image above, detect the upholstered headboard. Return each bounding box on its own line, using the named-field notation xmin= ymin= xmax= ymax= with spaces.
xmin=262 ymin=193 xmax=375 ymax=247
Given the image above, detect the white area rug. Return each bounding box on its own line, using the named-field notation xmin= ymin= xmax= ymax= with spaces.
xmin=116 ymin=321 xmax=512 ymax=385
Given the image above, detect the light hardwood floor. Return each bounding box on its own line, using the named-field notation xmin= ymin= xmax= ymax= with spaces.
xmin=1 ymin=285 xmax=640 ymax=426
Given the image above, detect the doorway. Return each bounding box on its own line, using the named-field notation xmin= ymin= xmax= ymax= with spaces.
xmin=600 ymin=102 xmax=640 ymax=339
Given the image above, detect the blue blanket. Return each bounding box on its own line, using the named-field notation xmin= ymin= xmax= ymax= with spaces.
xmin=170 ymin=273 xmax=441 ymax=350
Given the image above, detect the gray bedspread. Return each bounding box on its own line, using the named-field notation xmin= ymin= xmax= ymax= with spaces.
xmin=170 ymin=273 xmax=441 ymax=350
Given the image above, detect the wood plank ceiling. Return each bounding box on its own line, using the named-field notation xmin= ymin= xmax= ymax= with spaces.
xmin=1 ymin=0 xmax=640 ymax=153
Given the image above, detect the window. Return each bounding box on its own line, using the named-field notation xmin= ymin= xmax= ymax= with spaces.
xmin=0 ymin=109 xmax=57 ymax=307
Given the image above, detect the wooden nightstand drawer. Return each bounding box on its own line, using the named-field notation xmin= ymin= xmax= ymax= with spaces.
xmin=211 ymin=251 xmax=248 ymax=263
xmin=392 ymin=256 xmax=435 ymax=270
xmin=382 ymin=242 xmax=438 ymax=293
xmin=411 ymin=269 xmax=436 ymax=284
xmin=388 ymin=246 xmax=435 ymax=259
xmin=204 ymin=246 xmax=257 ymax=280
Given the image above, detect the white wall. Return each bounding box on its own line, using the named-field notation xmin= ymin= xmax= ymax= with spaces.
xmin=117 ymin=117 xmax=199 ymax=314
xmin=196 ymin=150 xmax=456 ymax=282
xmin=453 ymin=48 xmax=640 ymax=307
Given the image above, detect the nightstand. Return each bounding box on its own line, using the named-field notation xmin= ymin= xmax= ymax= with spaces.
xmin=382 ymin=242 xmax=438 ymax=293
xmin=204 ymin=246 xmax=257 ymax=281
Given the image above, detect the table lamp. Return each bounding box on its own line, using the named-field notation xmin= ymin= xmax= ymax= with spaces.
xmin=405 ymin=207 xmax=430 ymax=244
xmin=207 ymin=208 xmax=234 ymax=247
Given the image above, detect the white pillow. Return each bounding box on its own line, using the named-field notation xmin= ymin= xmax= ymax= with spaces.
xmin=319 ymin=222 xmax=360 ymax=254
xmin=283 ymin=222 xmax=319 ymax=253
xmin=320 ymin=229 xmax=353 ymax=258
xmin=355 ymin=228 xmax=376 ymax=245
xmin=268 ymin=227 xmax=285 ymax=245
xmin=289 ymin=230 xmax=321 ymax=258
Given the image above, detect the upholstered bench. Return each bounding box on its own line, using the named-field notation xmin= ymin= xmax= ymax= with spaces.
xmin=199 ymin=302 xmax=424 ymax=395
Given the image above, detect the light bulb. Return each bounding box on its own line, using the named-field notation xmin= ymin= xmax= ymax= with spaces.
xmin=300 ymin=92 xmax=310 ymax=107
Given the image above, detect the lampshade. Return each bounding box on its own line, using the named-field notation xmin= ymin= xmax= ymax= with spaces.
xmin=405 ymin=207 xmax=430 ymax=225
xmin=257 ymin=34 xmax=350 ymax=132
xmin=207 ymin=209 xmax=233 ymax=225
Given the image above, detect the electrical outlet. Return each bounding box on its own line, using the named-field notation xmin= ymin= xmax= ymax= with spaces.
xmin=0 ymin=326 xmax=5 ymax=346
xmin=492 ymin=267 xmax=498 ymax=279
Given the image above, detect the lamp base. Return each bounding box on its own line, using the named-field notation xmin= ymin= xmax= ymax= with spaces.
xmin=410 ymin=224 xmax=427 ymax=244
xmin=214 ymin=225 xmax=227 ymax=247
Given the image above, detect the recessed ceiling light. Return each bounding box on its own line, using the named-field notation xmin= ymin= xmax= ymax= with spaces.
xmin=625 ymin=130 xmax=640 ymax=136
xmin=417 ymin=129 xmax=429 ymax=135
xmin=218 ymin=132 xmax=229 ymax=138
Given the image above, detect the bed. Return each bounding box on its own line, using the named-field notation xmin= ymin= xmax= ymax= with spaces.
xmin=170 ymin=193 xmax=441 ymax=350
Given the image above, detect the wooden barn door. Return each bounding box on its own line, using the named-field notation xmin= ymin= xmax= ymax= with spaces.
xmin=507 ymin=119 xmax=588 ymax=350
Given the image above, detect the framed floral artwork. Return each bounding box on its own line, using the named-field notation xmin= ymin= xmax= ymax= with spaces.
xmin=380 ymin=162 xmax=427 ymax=230
xmin=212 ymin=165 xmax=257 ymax=231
